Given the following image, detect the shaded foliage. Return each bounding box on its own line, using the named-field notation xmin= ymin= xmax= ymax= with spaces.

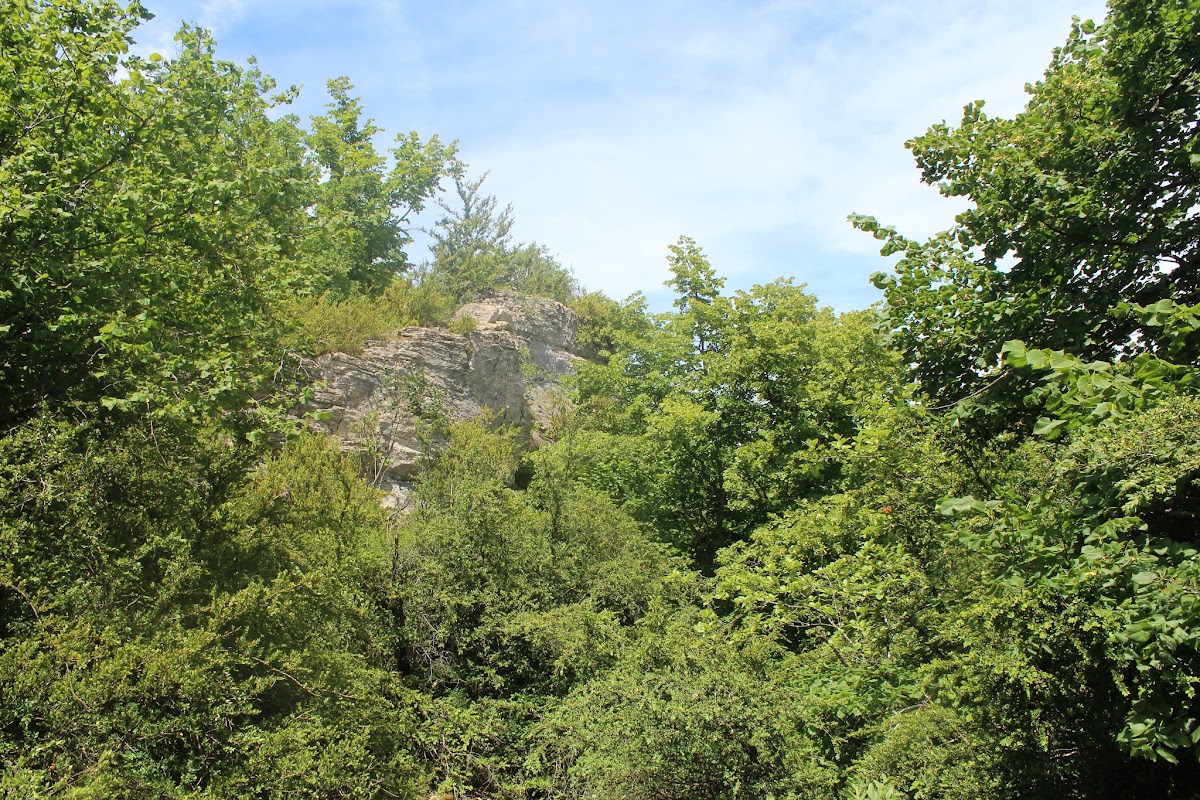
xmin=6 ymin=0 xmax=1200 ymax=797
xmin=0 ymin=418 xmax=426 ymax=796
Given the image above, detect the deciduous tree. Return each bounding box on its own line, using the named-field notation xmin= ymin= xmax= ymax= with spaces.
xmin=854 ymin=0 xmax=1200 ymax=418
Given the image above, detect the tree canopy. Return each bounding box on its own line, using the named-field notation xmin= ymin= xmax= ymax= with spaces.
xmin=852 ymin=0 xmax=1200 ymax=419
xmin=4 ymin=0 xmax=1200 ymax=797
xmin=299 ymin=77 xmax=459 ymax=296
xmin=1 ymin=1 xmax=310 ymax=425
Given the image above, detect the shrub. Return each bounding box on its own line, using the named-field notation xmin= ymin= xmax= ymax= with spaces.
xmin=448 ymin=314 xmax=479 ymax=336
xmin=283 ymin=277 xmax=459 ymax=355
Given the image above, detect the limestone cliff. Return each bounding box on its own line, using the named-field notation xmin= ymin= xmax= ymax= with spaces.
xmin=302 ymin=293 xmax=584 ymax=505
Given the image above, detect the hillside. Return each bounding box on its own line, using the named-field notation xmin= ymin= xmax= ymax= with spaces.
xmin=2 ymin=1 xmax=1199 ymax=798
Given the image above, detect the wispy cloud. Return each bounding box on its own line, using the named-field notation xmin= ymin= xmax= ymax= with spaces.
xmin=134 ymin=0 xmax=1109 ymax=308
xmin=198 ymin=0 xmax=247 ymax=32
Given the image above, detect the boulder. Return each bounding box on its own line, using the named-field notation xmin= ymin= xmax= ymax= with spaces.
xmin=303 ymin=293 xmax=585 ymax=505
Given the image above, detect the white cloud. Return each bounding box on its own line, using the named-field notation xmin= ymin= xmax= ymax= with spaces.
xmin=132 ymin=0 xmax=1109 ymax=307
xmin=451 ymin=0 xmax=1103 ymax=302
xmin=198 ymin=0 xmax=247 ymax=31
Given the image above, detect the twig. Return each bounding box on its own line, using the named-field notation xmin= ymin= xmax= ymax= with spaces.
xmin=927 ymin=369 xmax=1012 ymax=412
xmin=243 ymin=653 xmax=361 ymax=702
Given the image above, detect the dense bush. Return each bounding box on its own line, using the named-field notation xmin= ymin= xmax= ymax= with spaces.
xmin=5 ymin=0 xmax=1200 ymax=796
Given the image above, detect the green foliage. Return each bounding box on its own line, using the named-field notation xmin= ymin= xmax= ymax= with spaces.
xmin=283 ymin=274 xmax=457 ymax=355
xmin=447 ymin=312 xmax=479 ymax=336
xmin=0 ymin=415 xmax=426 ymax=795
xmin=392 ymin=420 xmax=675 ymax=698
xmin=704 ymin=394 xmax=1200 ymax=797
xmin=539 ymin=608 xmax=837 ymax=800
xmin=284 ymin=293 xmax=399 ymax=356
xmin=937 ymin=394 xmax=1200 ymax=767
xmin=1120 ymin=299 xmax=1200 ymax=361
xmin=566 ymin=290 xmax=651 ymax=361
xmin=849 ymin=708 xmax=981 ymax=800
xmin=1001 ymin=334 xmax=1196 ymax=439
xmin=298 ymin=77 xmax=460 ymax=296
xmin=846 ymin=778 xmax=910 ymax=800
xmin=6 ymin=0 xmax=1200 ymax=795
xmin=573 ymin=238 xmax=902 ymax=569
xmin=379 ymin=418 xmax=679 ymax=795
xmin=506 ymin=242 xmax=580 ymax=303
xmin=425 ymin=173 xmax=517 ymax=303
xmin=854 ymin=0 xmax=1200 ymax=419
xmin=425 ymin=173 xmax=579 ymax=304
xmin=0 ymin=1 xmax=312 ymax=425
xmin=0 ymin=18 xmax=462 ymax=791
xmin=826 ymin=11 xmax=1200 ymax=784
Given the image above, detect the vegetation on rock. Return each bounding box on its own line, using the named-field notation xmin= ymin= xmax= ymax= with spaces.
xmin=3 ymin=0 xmax=1199 ymax=797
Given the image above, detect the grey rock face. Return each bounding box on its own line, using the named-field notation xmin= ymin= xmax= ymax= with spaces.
xmin=302 ymin=293 xmax=584 ymax=505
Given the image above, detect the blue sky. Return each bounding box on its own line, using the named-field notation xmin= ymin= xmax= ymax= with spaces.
xmin=133 ymin=0 xmax=1109 ymax=311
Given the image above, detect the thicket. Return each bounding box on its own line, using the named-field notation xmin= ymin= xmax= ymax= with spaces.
xmin=2 ymin=0 xmax=1199 ymax=798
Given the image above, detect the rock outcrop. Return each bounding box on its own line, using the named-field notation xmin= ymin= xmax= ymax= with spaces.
xmin=303 ymin=293 xmax=584 ymax=505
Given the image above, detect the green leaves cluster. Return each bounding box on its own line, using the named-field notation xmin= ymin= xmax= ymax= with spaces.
xmin=2 ymin=3 xmax=457 ymax=795
xmin=423 ymin=172 xmax=580 ymax=305
xmin=0 ymin=1 xmax=462 ymax=425
xmin=853 ymin=0 xmax=1200 ymax=421
xmin=572 ymin=236 xmax=900 ymax=569
xmin=369 ymin=418 xmax=683 ymax=797
xmin=813 ymin=0 xmax=1200 ymax=789
xmin=537 ymin=1 xmax=1200 ymax=795
xmin=6 ymin=0 xmax=1200 ymax=796
xmin=297 ymin=76 xmax=459 ymax=296
xmin=1 ymin=1 xmax=311 ymax=424
xmin=0 ymin=419 xmax=426 ymax=796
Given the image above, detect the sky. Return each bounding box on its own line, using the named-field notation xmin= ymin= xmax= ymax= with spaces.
xmin=133 ymin=0 xmax=1110 ymax=311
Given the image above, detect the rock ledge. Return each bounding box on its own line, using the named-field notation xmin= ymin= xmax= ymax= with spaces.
xmin=303 ymin=293 xmax=584 ymax=505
